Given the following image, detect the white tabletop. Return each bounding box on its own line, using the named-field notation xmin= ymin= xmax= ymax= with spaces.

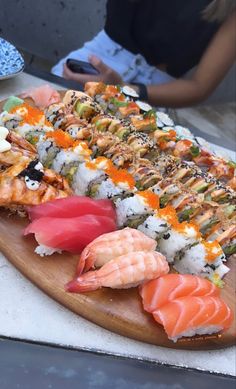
xmin=0 ymin=72 xmax=235 ymax=376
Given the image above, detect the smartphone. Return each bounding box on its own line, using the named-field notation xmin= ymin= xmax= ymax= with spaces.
xmin=66 ymin=59 xmax=99 ymax=75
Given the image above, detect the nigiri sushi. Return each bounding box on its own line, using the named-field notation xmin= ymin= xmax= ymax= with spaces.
xmin=27 ymin=195 xmax=116 ymax=221
xmin=77 ymin=227 xmax=157 ymax=275
xmin=153 ymin=296 xmax=233 ymax=342
xmin=24 ymin=214 xmax=116 ymax=256
xmin=140 ymin=274 xmax=220 ymax=313
xmin=66 ymin=251 xmax=169 ymax=293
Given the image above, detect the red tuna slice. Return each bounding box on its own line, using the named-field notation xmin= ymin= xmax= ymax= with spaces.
xmin=24 ymin=214 xmax=117 ymax=254
xmin=27 ymin=196 xmax=116 ymax=222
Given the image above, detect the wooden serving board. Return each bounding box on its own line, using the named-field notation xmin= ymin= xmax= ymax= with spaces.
xmin=0 ymin=209 xmax=235 ymax=350
xmin=0 ymin=94 xmax=235 ymax=350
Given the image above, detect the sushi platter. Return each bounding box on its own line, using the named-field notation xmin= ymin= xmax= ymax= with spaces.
xmin=0 ymin=85 xmax=235 ymax=350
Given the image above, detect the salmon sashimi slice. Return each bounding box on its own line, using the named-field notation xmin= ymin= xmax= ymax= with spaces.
xmin=140 ymin=274 xmax=220 ymax=312
xmin=153 ymin=296 xmax=233 ymax=342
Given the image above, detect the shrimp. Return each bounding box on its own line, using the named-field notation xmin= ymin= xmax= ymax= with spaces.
xmin=66 ymin=251 xmax=169 ymax=293
xmin=0 ymin=160 xmax=71 ymax=207
xmin=77 ymin=227 xmax=157 ymax=275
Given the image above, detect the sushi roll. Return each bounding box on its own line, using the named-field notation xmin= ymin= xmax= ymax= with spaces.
xmin=72 ymin=157 xmax=111 ymax=196
xmin=93 ymin=166 xmax=135 ymax=200
xmin=115 ymin=190 xmax=159 ymax=228
xmin=157 ymin=214 xmax=201 ymax=264
xmin=173 ymin=240 xmax=229 ymax=283
xmin=63 ymin=90 xmax=102 ymax=120
xmin=37 ymin=139 xmax=60 ymax=168
xmin=0 ymin=111 xmax=23 ymax=130
xmin=45 ymin=103 xmax=67 ymax=128
xmin=130 ymin=115 xmax=157 ymax=133
xmin=135 ymin=101 xmax=153 ymax=114
xmin=156 ymin=111 xmax=174 ymax=128
xmin=174 ymin=125 xmax=194 ymax=140
xmin=121 ymin=85 xmax=139 ymax=100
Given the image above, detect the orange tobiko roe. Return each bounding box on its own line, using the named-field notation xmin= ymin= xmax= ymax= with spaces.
xmin=10 ymin=103 xmax=45 ymax=126
xmin=137 ymin=190 xmax=159 ymax=209
xmin=203 ymin=241 xmax=223 ymax=263
xmin=106 ymin=165 xmax=135 ymax=188
xmin=45 ymin=129 xmax=74 ymax=148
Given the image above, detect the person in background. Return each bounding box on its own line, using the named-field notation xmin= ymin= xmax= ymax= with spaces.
xmin=52 ymin=0 xmax=236 ymax=108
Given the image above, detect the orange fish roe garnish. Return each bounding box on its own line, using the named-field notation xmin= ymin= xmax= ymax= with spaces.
xmin=45 ymin=129 xmax=74 ymax=148
xmin=73 ymin=141 xmax=92 ymax=155
xmin=159 ymin=205 xmax=178 ymax=225
xmin=106 ymin=165 xmax=135 ymax=188
xmin=10 ymin=103 xmax=44 ymax=126
xmin=203 ymin=240 xmax=223 ymax=263
xmin=85 ymin=157 xmax=112 ymax=170
xmin=158 ymin=205 xmax=201 ymax=237
xmin=137 ymin=190 xmax=159 ymax=209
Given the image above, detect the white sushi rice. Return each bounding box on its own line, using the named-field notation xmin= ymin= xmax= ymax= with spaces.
xmin=94 ymin=178 xmax=126 ymax=200
xmin=35 ymin=244 xmax=62 ymax=257
xmin=52 ymin=150 xmax=81 ymax=174
xmin=170 ymin=325 xmax=223 ymax=343
xmin=138 ymin=215 xmax=170 ymax=240
xmin=156 ymin=111 xmax=174 ymax=127
xmin=173 ymin=242 xmax=229 ymax=279
xmin=174 ymin=125 xmax=194 ymax=140
xmin=0 ymin=111 xmax=22 ymax=130
xmin=158 ymin=225 xmax=199 ymax=263
xmin=72 ymin=163 xmax=104 ymax=195
xmin=116 ymin=194 xmax=152 ymax=227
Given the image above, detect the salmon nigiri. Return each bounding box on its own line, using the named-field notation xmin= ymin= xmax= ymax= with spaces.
xmin=140 ymin=274 xmax=220 ymax=313
xmin=66 ymin=251 xmax=169 ymax=293
xmin=77 ymin=228 xmax=157 ymax=275
xmin=153 ymin=296 xmax=233 ymax=342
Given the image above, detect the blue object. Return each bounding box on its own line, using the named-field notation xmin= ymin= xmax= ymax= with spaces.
xmin=0 ymin=37 xmax=24 ymax=79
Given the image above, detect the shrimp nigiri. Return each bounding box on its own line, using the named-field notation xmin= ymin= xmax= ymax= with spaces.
xmin=66 ymin=251 xmax=169 ymax=293
xmin=77 ymin=227 xmax=157 ymax=275
xmin=153 ymin=296 xmax=233 ymax=342
xmin=140 ymin=274 xmax=220 ymax=313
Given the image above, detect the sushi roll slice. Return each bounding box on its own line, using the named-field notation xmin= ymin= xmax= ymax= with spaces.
xmin=130 ymin=115 xmax=157 ymax=133
xmin=173 ymin=240 xmax=229 ymax=283
xmin=137 ymin=213 xmax=170 ymax=240
xmin=158 ymin=220 xmax=201 ymax=264
xmin=72 ymin=157 xmax=111 ymax=196
xmin=63 ymin=90 xmax=102 ymax=120
xmin=135 ymin=101 xmax=152 ymax=113
xmin=115 ymin=190 xmax=159 ymax=228
xmin=121 ymin=86 xmax=139 ymax=100
xmin=174 ymin=125 xmax=194 ymax=140
xmin=0 ymin=111 xmax=23 ymax=130
xmin=45 ymin=103 xmax=67 ymax=128
xmin=37 ymin=139 xmax=61 ymax=168
xmin=156 ymin=111 xmax=174 ymax=127
xmin=93 ymin=166 xmax=135 ymax=200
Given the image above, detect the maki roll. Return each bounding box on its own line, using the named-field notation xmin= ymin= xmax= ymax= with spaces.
xmin=173 ymin=240 xmax=229 ymax=284
xmin=121 ymin=85 xmax=139 ymax=100
xmin=63 ymin=90 xmax=102 ymax=120
xmin=115 ymin=190 xmax=159 ymax=228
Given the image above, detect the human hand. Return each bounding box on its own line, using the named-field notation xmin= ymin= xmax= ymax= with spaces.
xmin=63 ymin=55 xmax=123 ymax=86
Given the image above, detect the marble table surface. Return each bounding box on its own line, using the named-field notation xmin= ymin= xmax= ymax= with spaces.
xmin=0 ymin=72 xmax=235 ymax=376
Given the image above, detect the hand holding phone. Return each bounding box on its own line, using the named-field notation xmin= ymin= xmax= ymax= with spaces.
xmin=66 ymin=59 xmax=99 ymax=75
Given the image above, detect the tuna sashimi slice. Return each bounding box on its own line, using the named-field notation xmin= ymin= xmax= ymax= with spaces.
xmin=24 ymin=214 xmax=117 ymax=254
xmin=140 ymin=274 xmax=220 ymax=312
xmin=27 ymin=196 xmax=116 ymax=221
xmin=21 ymin=84 xmax=61 ymax=109
xmin=153 ymin=296 xmax=233 ymax=342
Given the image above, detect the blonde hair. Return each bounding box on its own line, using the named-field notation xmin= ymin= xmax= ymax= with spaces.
xmin=203 ymin=0 xmax=236 ymax=22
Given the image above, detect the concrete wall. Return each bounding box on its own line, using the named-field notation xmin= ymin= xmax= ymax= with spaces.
xmin=0 ymin=0 xmax=235 ymax=103
xmin=0 ymin=0 xmax=106 ymax=62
